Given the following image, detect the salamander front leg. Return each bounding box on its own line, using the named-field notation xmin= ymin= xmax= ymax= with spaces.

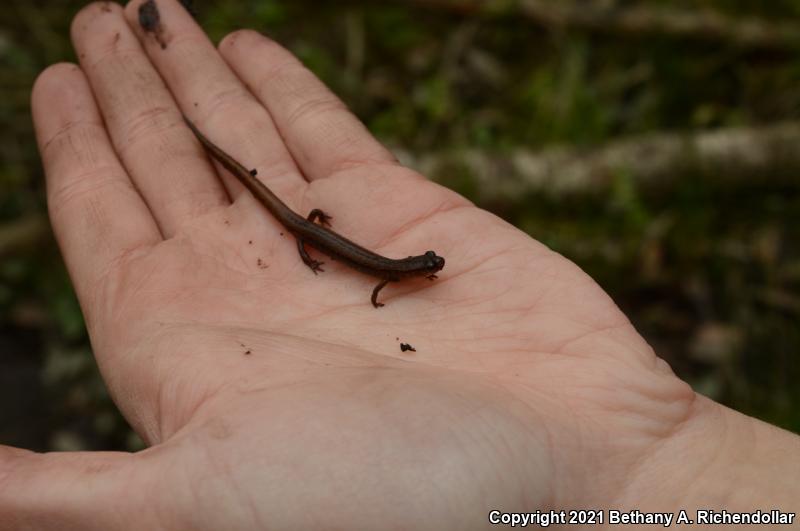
xmin=297 ymin=238 xmax=324 ymax=274
xmin=371 ymin=280 xmax=390 ymax=308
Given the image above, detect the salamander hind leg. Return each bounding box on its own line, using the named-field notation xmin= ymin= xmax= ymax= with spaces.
xmin=371 ymin=280 xmax=390 ymax=308
xmin=297 ymin=238 xmax=324 ymax=274
xmin=307 ymin=208 xmax=332 ymax=227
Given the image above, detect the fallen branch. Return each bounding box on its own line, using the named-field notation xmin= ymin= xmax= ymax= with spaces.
xmin=394 ymin=122 xmax=800 ymax=201
xmin=399 ymin=0 xmax=800 ymax=52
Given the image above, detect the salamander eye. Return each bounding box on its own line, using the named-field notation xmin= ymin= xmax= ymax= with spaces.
xmin=422 ymin=251 xmax=445 ymax=271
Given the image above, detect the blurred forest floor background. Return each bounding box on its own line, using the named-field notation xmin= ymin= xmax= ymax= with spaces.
xmin=1 ymin=0 xmax=799 ymax=451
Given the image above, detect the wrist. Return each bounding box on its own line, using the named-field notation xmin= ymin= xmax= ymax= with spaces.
xmin=613 ymin=394 xmax=800 ymax=527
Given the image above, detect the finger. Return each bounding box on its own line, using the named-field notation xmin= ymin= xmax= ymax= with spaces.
xmin=0 ymin=446 xmax=150 ymax=531
xmin=122 ymin=0 xmax=307 ymax=207
xmin=31 ymin=63 xmax=161 ymax=326
xmin=219 ymin=30 xmax=399 ymax=182
xmin=70 ymin=2 xmax=229 ymax=237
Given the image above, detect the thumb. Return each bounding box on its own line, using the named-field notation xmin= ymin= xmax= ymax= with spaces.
xmin=0 ymin=445 xmax=150 ymax=531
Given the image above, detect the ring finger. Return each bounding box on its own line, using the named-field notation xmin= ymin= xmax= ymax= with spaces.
xmin=70 ymin=2 xmax=227 ymax=237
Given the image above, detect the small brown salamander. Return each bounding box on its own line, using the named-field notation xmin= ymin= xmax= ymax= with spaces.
xmin=184 ymin=117 xmax=445 ymax=307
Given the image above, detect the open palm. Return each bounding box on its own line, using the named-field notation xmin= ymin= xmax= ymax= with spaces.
xmin=7 ymin=1 xmax=703 ymax=530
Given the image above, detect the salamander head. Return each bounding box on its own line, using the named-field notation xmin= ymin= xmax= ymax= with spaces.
xmin=420 ymin=250 xmax=445 ymax=275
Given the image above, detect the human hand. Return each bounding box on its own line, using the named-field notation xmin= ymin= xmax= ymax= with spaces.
xmin=7 ymin=1 xmax=799 ymax=529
